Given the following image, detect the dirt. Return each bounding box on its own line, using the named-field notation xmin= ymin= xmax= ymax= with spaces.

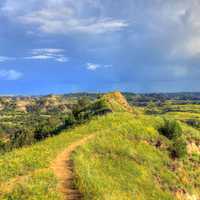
xmin=175 ymin=189 xmax=198 ymax=200
xmin=51 ymin=135 xmax=95 ymax=200
xmin=187 ymin=142 xmax=200 ymax=155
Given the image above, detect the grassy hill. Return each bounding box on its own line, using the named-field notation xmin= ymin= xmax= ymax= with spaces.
xmin=0 ymin=92 xmax=199 ymax=200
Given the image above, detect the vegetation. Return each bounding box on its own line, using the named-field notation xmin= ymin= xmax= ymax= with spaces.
xmin=0 ymin=95 xmax=101 ymax=153
xmin=0 ymin=92 xmax=199 ymax=199
xmin=159 ymin=118 xmax=182 ymax=140
xmin=73 ymin=113 xmax=199 ymax=200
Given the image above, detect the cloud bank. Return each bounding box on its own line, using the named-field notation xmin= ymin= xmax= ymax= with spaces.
xmin=25 ymin=48 xmax=69 ymax=62
xmin=1 ymin=0 xmax=200 ymax=93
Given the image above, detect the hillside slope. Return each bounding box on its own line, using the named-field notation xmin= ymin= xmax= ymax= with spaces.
xmin=0 ymin=92 xmax=199 ymax=200
xmin=72 ymin=112 xmax=199 ymax=200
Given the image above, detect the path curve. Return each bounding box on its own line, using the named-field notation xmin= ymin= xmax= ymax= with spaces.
xmin=51 ymin=135 xmax=95 ymax=200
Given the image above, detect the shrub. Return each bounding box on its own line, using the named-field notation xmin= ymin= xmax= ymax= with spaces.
xmin=145 ymin=101 xmax=159 ymax=114
xmin=10 ymin=127 xmax=35 ymax=148
xmin=64 ymin=114 xmax=76 ymax=127
xmin=170 ymin=137 xmax=187 ymax=159
xmin=0 ymin=139 xmax=7 ymax=152
xmin=159 ymin=118 xmax=182 ymax=140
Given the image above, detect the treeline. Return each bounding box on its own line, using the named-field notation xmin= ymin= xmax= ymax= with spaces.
xmin=0 ymin=97 xmax=111 ymax=153
xmin=123 ymin=92 xmax=200 ymax=106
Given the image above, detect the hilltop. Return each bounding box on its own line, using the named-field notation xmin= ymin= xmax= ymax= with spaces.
xmin=102 ymin=91 xmax=133 ymax=112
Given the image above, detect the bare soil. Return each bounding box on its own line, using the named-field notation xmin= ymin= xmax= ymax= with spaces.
xmin=51 ymin=135 xmax=95 ymax=200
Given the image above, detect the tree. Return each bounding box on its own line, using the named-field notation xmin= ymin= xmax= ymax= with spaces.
xmin=10 ymin=127 xmax=35 ymax=148
xmin=78 ymin=96 xmax=91 ymax=108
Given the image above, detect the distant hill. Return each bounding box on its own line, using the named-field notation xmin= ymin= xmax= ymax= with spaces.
xmin=0 ymin=91 xmax=200 ymax=113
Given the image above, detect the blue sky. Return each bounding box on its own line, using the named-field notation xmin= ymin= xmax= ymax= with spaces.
xmin=0 ymin=0 xmax=200 ymax=95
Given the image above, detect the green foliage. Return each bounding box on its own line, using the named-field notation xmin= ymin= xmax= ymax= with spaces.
xmin=64 ymin=113 xmax=76 ymax=127
xmin=73 ymin=98 xmax=111 ymax=123
xmin=159 ymin=118 xmax=182 ymax=140
xmin=0 ymin=112 xmax=199 ymax=199
xmin=170 ymin=137 xmax=187 ymax=159
xmin=77 ymin=96 xmax=91 ymax=108
xmin=158 ymin=118 xmax=187 ymax=159
xmin=10 ymin=127 xmax=35 ymax=148
xmin=34 ymin=117 xmax=62 ymax=140
xmin=73 ymin=114 xmax=177 ymax=200
xmin=145 ymin=101 xmax=159 ymax=114
xmin=163 ymin=101 xmax=172 ymax=112
xmin=0 ymin=93 xmax=199 ymax=199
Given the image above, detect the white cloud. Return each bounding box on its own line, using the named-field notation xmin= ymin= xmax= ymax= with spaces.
xmin=25 ymin=48 xmax=68 ymax=62
xmin=55 ymin=57 xmax=69 ymax=63
xmin=181 ymin=37 xmax=200 ymax=56
xmin=19 ymin=10 xmax=128 ymax=34
xmin=0 ymin=69 xmax=23 ymax=80
xmin=0 ymin=56 xmax=14 ymax=62
xmin=2 ymin=0 xmax=128 ymax=35
xmin=86 ymin=63 xmax=100 ymax=71
xmin=86 ymin=63 xmax=112 ymax=71
xmin=31 ymin=48 xmax=64 ymax=55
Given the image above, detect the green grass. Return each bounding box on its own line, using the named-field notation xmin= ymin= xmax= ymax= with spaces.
xmin=0 ymin=106 xmax=199 ymax=199
xmin=0 ymin=112 xmax=143 ymax=199
xmin=73 ymin=113 xmax=200 ymax=200
xmin=0 ymin=116 xmax=107 ymax=199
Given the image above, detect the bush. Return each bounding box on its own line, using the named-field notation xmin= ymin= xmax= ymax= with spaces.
xmin=145 ymin=101 xmax=159 ymax=114
xmin=0 ymin=139 xmax=7 ymax=152
xmin=10 ymin=127 xmax=35 ymax=148
xmin=64 ymin=114 xmax=76 ymax=127
xmin=170 ymin=137 xmax=187 ymax=159
xmin=159 ymin=118 xmax=182 ymax=140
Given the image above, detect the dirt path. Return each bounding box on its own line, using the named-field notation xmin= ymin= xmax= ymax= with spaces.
xmin=51 ymin=135 xmax=95 ymax=200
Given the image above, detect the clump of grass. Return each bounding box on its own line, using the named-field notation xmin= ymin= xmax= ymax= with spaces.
xmin=170 ymin=138 xmax=187 ymax=159
xmin=158 ymin=118 xmax=187 ymax=159
xmin=2 ymin=170 xmax=61 ymax=200
xmin=159 ymin=118 xmax=182 ymax=140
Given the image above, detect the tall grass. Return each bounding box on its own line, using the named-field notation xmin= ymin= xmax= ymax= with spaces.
xmin=0 ymin=111 xmax=199 ymax=199
xmin=73 ymin=113 xmax=200 ymax=200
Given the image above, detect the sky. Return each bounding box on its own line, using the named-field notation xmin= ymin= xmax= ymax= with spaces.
xmin=0 ymin=0 xmax=200 ymax=95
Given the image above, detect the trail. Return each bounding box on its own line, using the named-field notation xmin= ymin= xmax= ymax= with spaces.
xmin=51 ymin=135 xmax=94 ymax=200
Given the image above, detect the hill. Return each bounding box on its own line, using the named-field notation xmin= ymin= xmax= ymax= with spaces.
xmin=0 ymin=92 xmax=199 ymax=200
xmin=102 ymin=91 xmax=133 ymax=112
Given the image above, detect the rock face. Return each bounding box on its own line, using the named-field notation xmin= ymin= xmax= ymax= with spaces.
xmin=15 ymin=100 xmax=30 ymax=112
xmin=103 ymin=91 xmax=133 ymax=112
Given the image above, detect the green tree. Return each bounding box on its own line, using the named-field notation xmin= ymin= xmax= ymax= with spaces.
xmin=78 ymin=97 xmax=90 ymax=108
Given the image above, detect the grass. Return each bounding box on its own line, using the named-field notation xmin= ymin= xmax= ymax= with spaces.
xmin=0 ymin=116 xmax=108 ymax=199
xmin=0 ymin=99 xmax=199 ymax=199
xmin=0 ymin=112 xmax=142 ymax=199
xmin=73 ymin=113 xmax=200 ymax=200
